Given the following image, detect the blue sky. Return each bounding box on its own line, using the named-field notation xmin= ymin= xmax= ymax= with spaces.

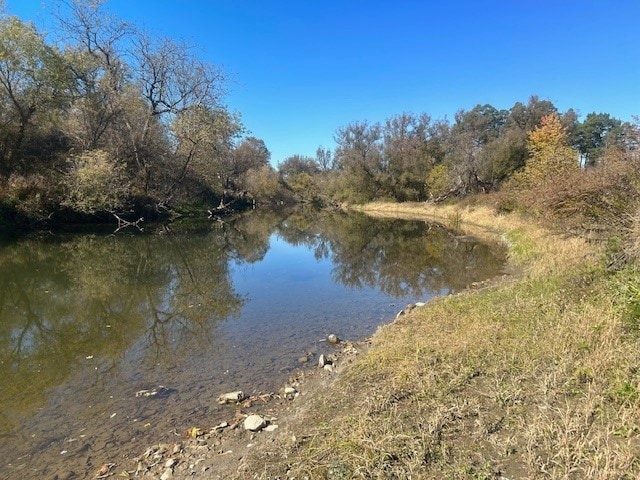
xmin=6 ymin=0 xmax=640 ymax=165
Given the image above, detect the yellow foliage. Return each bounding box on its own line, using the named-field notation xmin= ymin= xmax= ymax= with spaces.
xmin=426 ymin=164 xmax=451 ymax=198
xmin=512 ymin=113 xmax=579 ymax=190
xmin=62 ymin=150 xmax=130 ymax=213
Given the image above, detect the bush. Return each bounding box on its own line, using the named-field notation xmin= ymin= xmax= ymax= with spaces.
xmin=505 ymin=151 xmax=640 ymax=236
xmin=62 ymin=150 xmax=130 ymax=214
xmin=426 ymin=164 xmax=451 ymax=199
xmin=3 ymin=173 xmax=60 ymax=219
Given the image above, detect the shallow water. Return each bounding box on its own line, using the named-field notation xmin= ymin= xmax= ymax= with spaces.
xmin=0 ymin=210 xmax=506 ymax=478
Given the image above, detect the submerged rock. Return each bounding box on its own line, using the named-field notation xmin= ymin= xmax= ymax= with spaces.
xmin=217 ymin=391 xmax=246 ymax=404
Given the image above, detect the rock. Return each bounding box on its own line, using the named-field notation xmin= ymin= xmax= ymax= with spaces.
xmin=318 ymin=354 xmax=328 ymax=367
xmin=327 ymin=333 xmax=340 ymax=344
xmin=264 ymin=424 xmax=279 ymax=432
xmin=217 ymin=391 xmax=246 ymax=404
xmin=298 ymin=356 xmax=309 ymax=364
xmin=164 ymin=458 xmax=176 ymax=468
xmin=415 ymin=302 xmax=426 ymax=307
xmin=395 ymin=303 xmax=416 ymax=319
xmin=244 ymin=415 xmax=267 ymax=432
xmin=323 ymin=364 xmax=335 ymax=372
xmin=284 ymin=386 xmax=296 ymax=395
xmin=160 ymin=468 xmax=173 ymax=480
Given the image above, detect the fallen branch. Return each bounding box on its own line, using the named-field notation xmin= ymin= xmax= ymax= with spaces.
xmin=112 ymin=213 xmax=144 ymax=232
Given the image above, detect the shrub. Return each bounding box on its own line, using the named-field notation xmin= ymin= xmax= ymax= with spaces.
xmin=62 ymin=150 xmax=130 ymax=214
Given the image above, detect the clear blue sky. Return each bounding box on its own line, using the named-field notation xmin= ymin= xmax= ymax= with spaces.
xmin=6 ymin=0 xmax=640 ymax=166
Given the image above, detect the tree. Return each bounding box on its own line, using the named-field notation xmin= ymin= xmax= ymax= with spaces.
xmin=333 ymin=121 xmax=384 ymax=202
xmin=382 ymin=112 xmax=433 ymax=200
xmin=278 ymin=154 xmax=319 ymax=179
xmin=242 ymin=164 xmax=282 ymax=204
xmin=482 ymin=97 xmax=560 ymax=186
xmin=231 ymin=136 xmax=270 ymax=174
xmin=315 ymin=145 xmax=333 ymax=171
xmin=168 ymin=105 xmax=241 ymax=202
xmin=515 ymin=113 xmax=579 ymax=188
xmin=443 ymin=104 xmax=508 ymax=195
xmin=574 ymin=112 xmax=624 ymax=167
xmin=54 ymin=0 xmax=132 ymax=153
xmin=55 ymin=0 xmax=231 ymax=199
xmin=507 ymin=96 xmax=556 ymax=132
xmin=278 ymin=155 xmax=322 ymax=204
xmin=0 ymin=15 xmax=71 ymax=174
xmin=208 ymin=136 xmax=270 ymax=205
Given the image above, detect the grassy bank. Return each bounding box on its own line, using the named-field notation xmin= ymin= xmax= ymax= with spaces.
xmin=240 ymin=202 xmax=640 ymax=479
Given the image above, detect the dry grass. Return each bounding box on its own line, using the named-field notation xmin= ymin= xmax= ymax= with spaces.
xmin=238 ymin=202 xmax=640 ymax=479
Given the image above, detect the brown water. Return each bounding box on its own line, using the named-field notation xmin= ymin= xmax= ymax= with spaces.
xmin=0 ymin=210 xmax=506 ymax=479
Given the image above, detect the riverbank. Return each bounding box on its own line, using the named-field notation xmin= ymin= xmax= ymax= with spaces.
xmin=120 ymin=200 xmax=640 ymax=479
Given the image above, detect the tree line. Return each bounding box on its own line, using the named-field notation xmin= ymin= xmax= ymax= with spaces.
xmin=278 ymin=98 xmax=638 ymax=206
xmin=1 ymin=0 xmax=638 ymax=228
xmin=0 ymin=0 xmax=274 ymax=225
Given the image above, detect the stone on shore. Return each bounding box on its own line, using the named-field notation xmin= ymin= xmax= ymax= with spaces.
xmin=244 ymin=415 xmax=267 ymax=432
xmin=318 ymin=354 xmax=328 ymax=368
xmin=160 ymin=467 xmax=173 ymax=480
xmin=327 ymin=333 xmax=340 ymax=344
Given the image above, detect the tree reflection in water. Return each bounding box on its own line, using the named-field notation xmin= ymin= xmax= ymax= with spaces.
xmin=276 ymin=210 xmax=505 ymax=297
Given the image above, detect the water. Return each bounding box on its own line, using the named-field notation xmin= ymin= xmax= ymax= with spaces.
xmin=0 ymin=210 xmax=505 ymax=478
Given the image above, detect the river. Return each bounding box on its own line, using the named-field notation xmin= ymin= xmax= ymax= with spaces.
xmin=0 ymin=209 xmax=506 ymax=478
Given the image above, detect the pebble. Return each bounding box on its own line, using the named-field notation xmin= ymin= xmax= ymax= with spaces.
xmin=213 ymin=421 xmax=228 ymax=430
xmin=327 ymin=333 xmax=340 ymax=344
